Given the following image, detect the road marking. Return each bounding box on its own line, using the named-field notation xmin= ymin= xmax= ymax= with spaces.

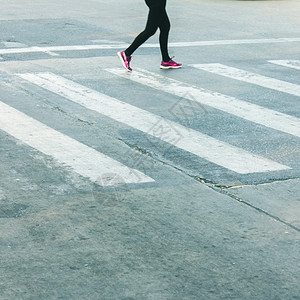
xmin=2 ymin=42 xmax=27 ymax=48
xmin=0 ymin=101 xmax=154 ymax=186
xmin=164 ymin=37 xmax=300 ymax=47
xmin=107 ymin=68 xmax=300 ymax=139
xmin=0 ymin=46 xmax=60 ymax=56
xmin=0 ymin=44 xmax=128 ymax=55
xmin=191 ymin=63 xmax=300 ymax=97
xmin=269 ymin=60 xmax=300 ymax=71
xmin=17 ymin=72 xmax=290 ymax=174
xmin=0 ymin=37 xmax=300 ymax=55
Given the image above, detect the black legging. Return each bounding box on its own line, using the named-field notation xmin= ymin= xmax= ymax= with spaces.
xmin=125 ymin=0 xmax=171 ymax=62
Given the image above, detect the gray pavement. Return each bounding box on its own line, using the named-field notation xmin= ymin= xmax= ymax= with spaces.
xmin=0 ymin=0 xmax=300 ymax=299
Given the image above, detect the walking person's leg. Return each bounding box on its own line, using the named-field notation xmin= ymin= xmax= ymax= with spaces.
xmin=158 ymin=6 xmax=182 ymax=69
xmin=125 ymin=1 xmax=164 ymax=57
xmin=158 ymin=8 xmax=171 ymax=63
xmin=118 ymin=0 xmax=181 ymax=71
xmin=118 ymin=0 xmax=164 ymax=71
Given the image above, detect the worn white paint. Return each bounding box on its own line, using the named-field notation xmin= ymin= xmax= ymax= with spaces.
xmin=107 ymin=67 xmax=300 ymax=139
xmin=0 ymin=37 xmax=300 ymax=55
xmin=17 ymin=72 xmax=290 ymax=174
xmin=269 ymin=60 xmax=300 ymax=71
xmin=191 ymin=63 xmax=300 ymax=97
xmin=0 ymin=101 xmax=154 ymax=185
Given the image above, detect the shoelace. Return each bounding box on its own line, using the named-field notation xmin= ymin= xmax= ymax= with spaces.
xmin=169 ymin=56 xmax=175 ymax=63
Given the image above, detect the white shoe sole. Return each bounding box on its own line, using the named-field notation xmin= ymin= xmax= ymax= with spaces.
xmin=160 ymin=65 xmax=182 ymax=69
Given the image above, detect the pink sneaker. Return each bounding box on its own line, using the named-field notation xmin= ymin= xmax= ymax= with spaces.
xmin=117 ymin=51 xmax=132 ymax=72
xmin=160 ymin=57 xmax=182 ymax=69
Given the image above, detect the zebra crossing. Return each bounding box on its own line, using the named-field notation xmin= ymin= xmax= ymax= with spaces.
xmin=0 ymin=101 xmax=154 ymax=186
xmin=190 ymin=63 xmax=300 ymax=97
xmin=268 ymin=60 xmax=300 ymax=71
xmin=15 ymin=72 xmax=289 ymax=174
xmin=107 ymin=67 xmax=300 ymax=138
xmin=1 ymin=59 xmax=300 ymax=186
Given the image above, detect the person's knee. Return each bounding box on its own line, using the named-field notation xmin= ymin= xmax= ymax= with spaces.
xmin=159 ymin=17 xmax=170 ymax=33
xmin=145 ymin=26 xmax=158 ymax=37
xmin=165 ymin=21 xmax=170 ymax=32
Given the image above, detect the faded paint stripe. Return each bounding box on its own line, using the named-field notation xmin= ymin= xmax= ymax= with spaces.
xmin=191 ymin=63 xmax=300 ymax=97
xmin=0 ymin=37 xmax=300 ymax=55
xmin=17 ymin=72 xmax=290 ymax=174
xmin=107 ymin=67 xmax=300 ymax=139
xmin=0 ymin=101 xmax=154 ymax=185
xmin=268 ymin=60 xmax=300 ymax=71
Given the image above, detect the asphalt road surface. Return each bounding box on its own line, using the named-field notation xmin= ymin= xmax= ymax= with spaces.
xmin=0 ymin=0 xmax=300 ymax=299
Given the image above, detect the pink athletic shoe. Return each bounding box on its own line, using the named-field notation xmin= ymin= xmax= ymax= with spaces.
xmin=117 ymin=51 xmax=132 ymax=72
xmin=160 ymin=57 xmax=182 ymax=69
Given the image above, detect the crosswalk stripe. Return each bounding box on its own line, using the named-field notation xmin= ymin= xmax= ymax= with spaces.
xmin=268 ymin=60 xmax=300 ymax=71
xmin=191 ymin=63 xmax=300 ymax=97
xmin=0 ymin=101 xmax=154 ymax=186
xmin=106 ymin=68 xmax=300 ymax=139
xmin=17 ymin=72 xmax=290 ymax=174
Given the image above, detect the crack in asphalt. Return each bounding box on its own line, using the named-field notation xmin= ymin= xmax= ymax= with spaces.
xmin=227 ymin=177 xmax=300 ymax=189
xmin=216 ymin=189 xmax=300 ymax=233
xmin=119 ymin=138 xmax=300 ymax=233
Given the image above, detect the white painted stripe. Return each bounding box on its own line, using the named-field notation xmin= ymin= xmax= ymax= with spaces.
xmin=106 ymin=68 xmax=300 ymax=139
xmin=0 ymin=101 xmax=154 ymax=185
xmin=2 ymin=42 xmax=27 ymax=48
xmin=191 ymin=63 xmax=300 ymax=97
xmin=17 ymin=72 xmax=290 ymax=174
xmin=269 ymin=60 xmax=300 ymax=71
xmin=161 ymin=37 xmax=300 ymax=47
xmin=0 ymin=37 xmax=300 ymax=55
xmin=0 ymin=46 xmax=60 ymax=56
xmin=0 ymin=44 xmax=128 ymax=55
